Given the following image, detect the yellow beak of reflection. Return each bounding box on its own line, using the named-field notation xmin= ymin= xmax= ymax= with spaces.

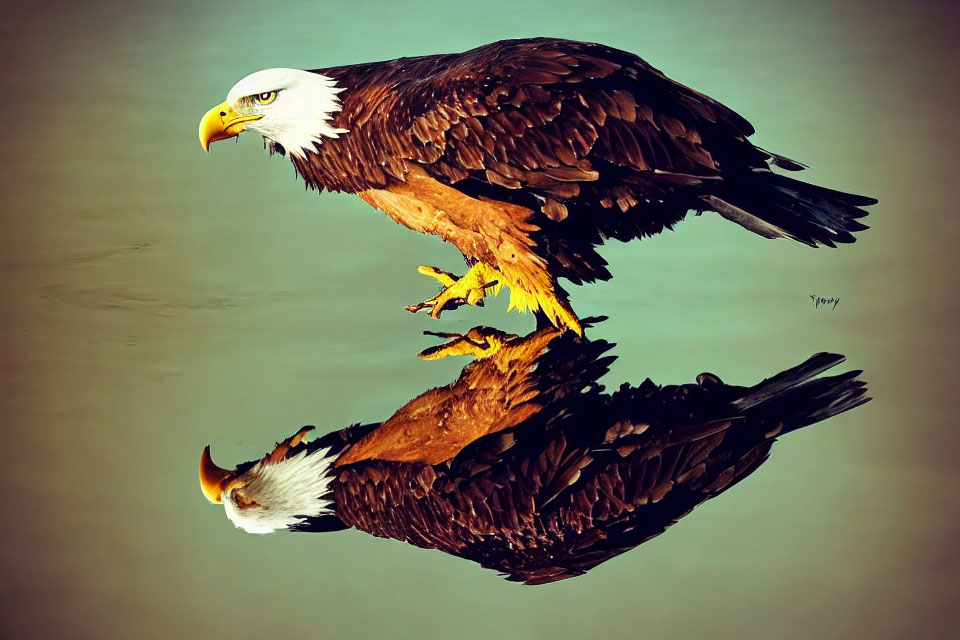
xmin=198 ymin=101 xmax=263 ymax=151
xmin=199 ymin=427 xmax=315 ymax=505
xmin=199 ymin=445 xmax=235 ymax=504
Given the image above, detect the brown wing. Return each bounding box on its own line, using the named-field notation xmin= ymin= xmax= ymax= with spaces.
xmin=329 ymin=358 xmax=762 ymax=582
xmin=299 ymin=38 xmax=755 ymax=198
xmin=296 ymin=39 xmax=763 ymax=290
xmin=389 ymin=38 xmax=757 ymax=215
xmin=294 ymin=39 xmax=870 ymax=273
xmin=444 ymin=377 xmax=770 ymax=584
xmin=330 ymin=336 xmax=868 ymax=584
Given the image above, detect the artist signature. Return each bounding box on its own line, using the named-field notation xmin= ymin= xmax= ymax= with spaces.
xmin=811 ymin=295 xmax=840 ymax=310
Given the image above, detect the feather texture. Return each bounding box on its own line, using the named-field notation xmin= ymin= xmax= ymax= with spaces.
xmin=276 ymin=327 xmax=873 ymax=584
xmin=278 ymin=38 xmax=872 ymax=297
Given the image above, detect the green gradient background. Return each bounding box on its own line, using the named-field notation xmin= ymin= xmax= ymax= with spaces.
xmin=1 ymin=0 xmax=957 ymax=638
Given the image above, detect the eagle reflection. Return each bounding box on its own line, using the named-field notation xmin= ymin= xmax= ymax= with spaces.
xmin=199 ymin=322 xmax=869 ymax=584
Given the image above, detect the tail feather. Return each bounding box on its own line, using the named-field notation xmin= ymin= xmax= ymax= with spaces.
xmin=733 ymin=353 xmax=871 ymax=434
xmin=704 ymin=171 xmax=875 ymax=248
xmin=755 ymin=146 xmax=808 ymax=171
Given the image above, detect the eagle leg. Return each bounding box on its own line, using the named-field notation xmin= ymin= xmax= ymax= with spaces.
xmin=405 ymin=263 xmax=504 ymax=318
xmin=417 ymin=326 xmax=511 ymax=361
xmin=406 ymin=264 xmax=584 ymax=337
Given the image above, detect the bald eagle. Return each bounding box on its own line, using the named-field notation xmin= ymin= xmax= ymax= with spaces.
xmin=199 ymin=38 xmax=875 ymax=334
xmin=199 ymin=324 xmax=869 ymax=584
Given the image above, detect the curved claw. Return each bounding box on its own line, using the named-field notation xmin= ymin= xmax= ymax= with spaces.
xmin=405 ymin=299 xmax=436 ymax=314
xmin=422 ymin=330 xmax=464 ymax=339
xmin=428 ymin=279 xmax=499 ymax=318
xmin=407 ymin=263 xmax=501 ymax=318
xmin=416 ymin=265 xmax=459 ymax=287
xmin=405 ymin=293 xmax=474 ymax=315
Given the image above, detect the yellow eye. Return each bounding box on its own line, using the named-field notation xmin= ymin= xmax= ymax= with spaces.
xmin=254 ymin=91 xmax=278 ymax=105
xmin=232 ymin=490 xmax=260 ymax=509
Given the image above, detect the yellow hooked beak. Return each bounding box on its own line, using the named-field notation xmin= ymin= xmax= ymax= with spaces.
xmin=199 ymin=427 xmax=314 ymax=504
xmin=198 ymin=101 xmax=263 ymax=151
xmin=199 ymin=445 xmax=240 ymax=504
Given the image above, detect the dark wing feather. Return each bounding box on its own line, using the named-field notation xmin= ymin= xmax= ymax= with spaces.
xmin=296 ymin=38 xmax=869 ymax=280
xmin=330 ymin=329 xmax=868 ymax=584
xmin=390 ymin=39 xmax=757 ymax=204
xmin=358 ymin=39 xmax=763 ymax=284
xmin=303 ymin=38 xmax=758 ymax=207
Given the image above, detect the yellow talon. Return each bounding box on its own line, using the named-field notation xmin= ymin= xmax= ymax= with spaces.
xmin=418 ymin=327 xmax=511 ymax=361
xmin=406 ymin=263 xmax=504 ymax=317
xmin=406 ymin=263 xmax=583 ymax=336
xmin=416 ymin=265 xmax=459 ymax=288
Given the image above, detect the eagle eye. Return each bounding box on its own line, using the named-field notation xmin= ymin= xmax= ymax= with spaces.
xmin=231 ymin=489 xmax=261 ymax=509
xmin=254 ymin=91 xmax=278 ymax=105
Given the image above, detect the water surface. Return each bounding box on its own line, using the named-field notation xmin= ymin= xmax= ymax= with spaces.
xmin=1 ymin=1 xmax=956 ymax=638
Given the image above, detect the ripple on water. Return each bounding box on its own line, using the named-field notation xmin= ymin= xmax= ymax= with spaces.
xmin=33 ymin=283 xmax=290 ymax=317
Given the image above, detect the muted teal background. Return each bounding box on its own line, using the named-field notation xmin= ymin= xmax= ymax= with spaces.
xmin=1 ymin=0 xmax=957 ymax=638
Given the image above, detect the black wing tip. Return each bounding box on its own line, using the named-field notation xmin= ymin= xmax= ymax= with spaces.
xmin=581 ymin=315 xmax=609 ymax=327
xmin=757 ymin=147 xmax=809 ymax=171
xmin=807 ymin=352 xmax=847 ymax=367
xmin=849 ymin=194 xmax=879 ymax=207
xmin=795 ymin=218 xmax=872 ymax=248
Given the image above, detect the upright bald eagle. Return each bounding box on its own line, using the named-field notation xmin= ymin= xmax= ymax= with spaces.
xmin=199 ymin=38 xmax=875 ymax=334
xmin=199 ymin=325 xmax=869 ymax=584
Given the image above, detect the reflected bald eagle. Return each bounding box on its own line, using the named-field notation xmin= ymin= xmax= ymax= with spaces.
xmin=199 ymin=38 xmax=875 ymax=334
xmin=199 ymin=324 xmax=869 ymax=584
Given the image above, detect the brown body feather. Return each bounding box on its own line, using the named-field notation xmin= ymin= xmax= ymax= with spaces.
xmin=292 ymin=327 xmax=868 ymax=583
xmin=293 ymin=38 xmax=751 ymax=281
xmin=287 ymin=38 xmax=872 ymax=326
xmin=335 ymin=329 xmax=555 ymax=466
